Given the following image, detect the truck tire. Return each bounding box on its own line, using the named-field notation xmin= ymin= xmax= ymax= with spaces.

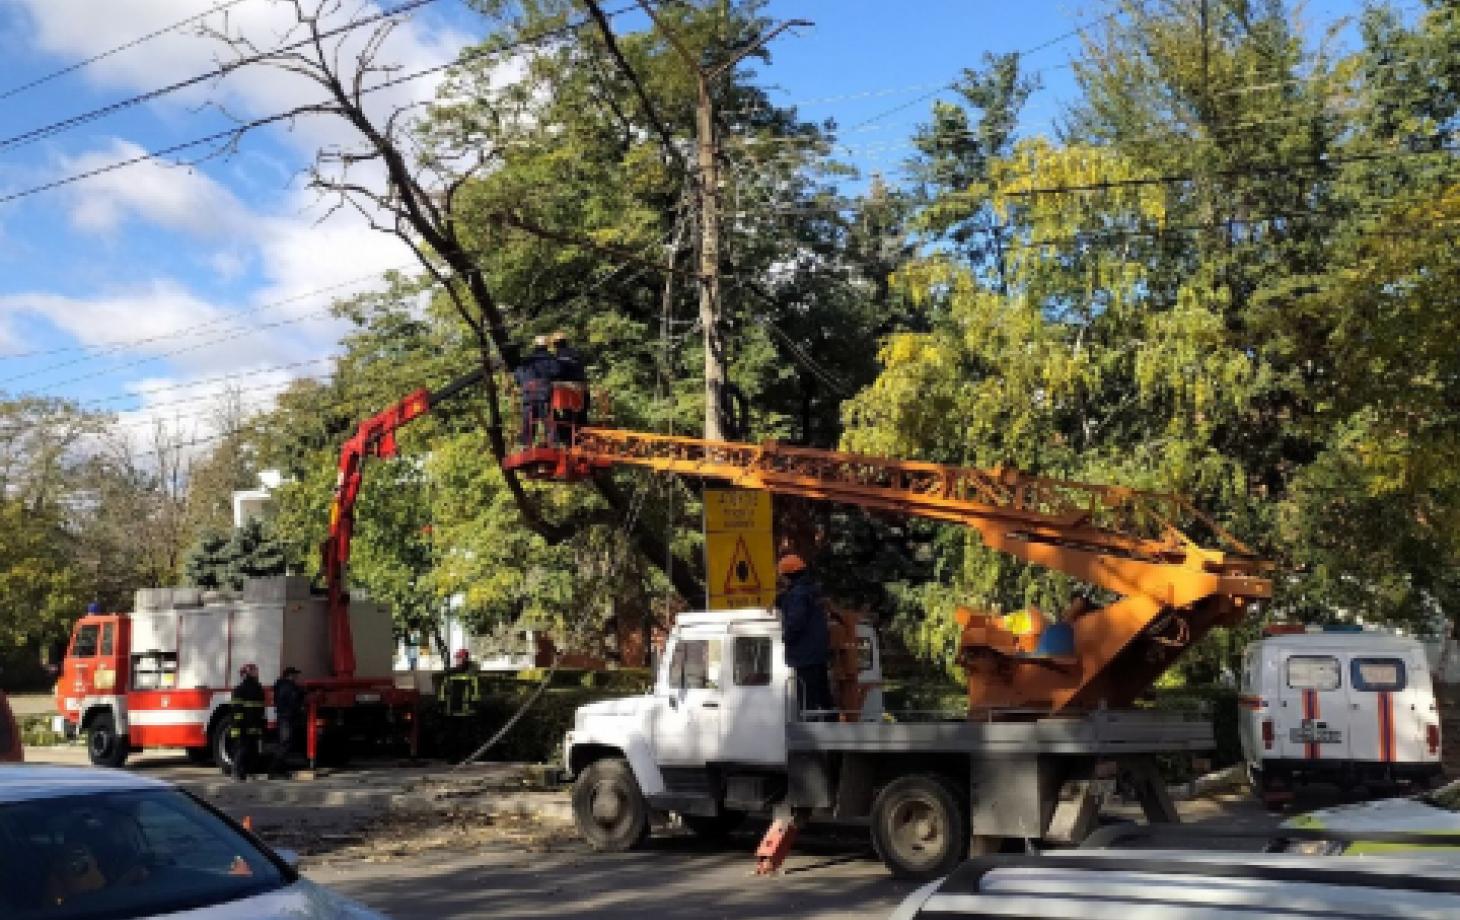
xmin=210 ymin=716 xmax=236 ymax=777
xmin=682 ymin=809 xmax=747 ymax=840
xmin=184 ymin=746 xmax=213 ymax=766
xmin=573 ymin=757 xmax=650 ymax=852
xmin=87 ymin=713 xmax=129 ymax=768
xmin=870 ymin=774 xmax=968 ymax=880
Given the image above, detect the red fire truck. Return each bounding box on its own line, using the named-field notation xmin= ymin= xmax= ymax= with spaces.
xmin=55 ymin=366 xmax=506 ymax=769
xmin=55 ymin=577 xmax=415 ymax=770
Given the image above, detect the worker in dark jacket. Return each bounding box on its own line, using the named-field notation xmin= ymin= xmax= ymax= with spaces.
xmin=229 ymin=663 xmax=266 ymax=782
xmin=513 ymin=335 xmax=560 ymax=446
xmin=548 ymin=331 xmax=588 ymax=443
xmin=775 ymin=554 xmax=835 ymax=721
xmin=269 ymin=666 xmax=306 ymax=778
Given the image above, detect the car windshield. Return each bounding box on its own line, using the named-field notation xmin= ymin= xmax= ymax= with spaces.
xmin=0 ymin=787 xmax=289 ymax=920
xmin=1417 ymin=782 xmax=1460 ymax=812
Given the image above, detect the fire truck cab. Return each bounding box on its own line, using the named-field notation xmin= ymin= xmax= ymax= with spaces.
xmin=56 ymin=577 xmax=412 ymax=770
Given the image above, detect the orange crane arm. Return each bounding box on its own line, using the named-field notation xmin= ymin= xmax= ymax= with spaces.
xmin=505 ymin=423 xmax=1272 ymax=712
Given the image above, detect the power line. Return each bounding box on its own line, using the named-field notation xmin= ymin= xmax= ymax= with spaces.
xmin=0 ymin=2 xmax=641 ymax=208
xmin=0 ymin=267 xmax=416 ymax=362
xmin=0 ymin=0 xmax=444 ymax=154
xmin=0 ymin=0 xmax=255 ymax=102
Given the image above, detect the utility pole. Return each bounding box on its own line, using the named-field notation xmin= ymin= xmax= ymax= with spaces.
xmin=635 ymin=2 xmax=810 ymax=440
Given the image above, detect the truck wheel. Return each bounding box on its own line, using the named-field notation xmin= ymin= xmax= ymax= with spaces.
xmin=210 ymin=718 xmax=236 ymax=776
xmin=87 ymin=713 xmax=129 ymax=768
xmin=573 ymin=758 xmax=650 ymax=852
xmin=871 ymin=775 xmax=968 ymax=880
xmin=682 ymin=809 xmax=747 ymax=840
xmin=184 ymin=746 xmax=213 ymax=766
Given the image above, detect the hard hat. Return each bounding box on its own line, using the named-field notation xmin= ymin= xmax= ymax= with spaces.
xmin=776 ymin=554 xmax=807 ymax=576
xmin=549 ymin=330 xmax=569 ymax=345
xmin=533 ymin=334 xmax=549 ymax=347
xmin=454 ymin=648 xmax=469 ymax=661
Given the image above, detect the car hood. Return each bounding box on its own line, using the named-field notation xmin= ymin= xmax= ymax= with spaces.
xmin=1286 ymin=796 xmax=1460 ymax=833
xmin=159 ymin=878 xmax=389 ymax=920
xmin=576 ymin=695 xmax=655 ymax=720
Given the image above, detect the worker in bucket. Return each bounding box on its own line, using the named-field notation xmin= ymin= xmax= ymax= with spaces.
xmin=512 ymin=335 xmax=559 ymax=447
xmin=229 ymin=663 xmax=266 ymax=782
xmin=775 ymin=554 xmax=835 ymax=721
xmin=269 ymin=666 xmax=306 ymax=778
xmin=549 ymin=330 xmax=589 ymax=443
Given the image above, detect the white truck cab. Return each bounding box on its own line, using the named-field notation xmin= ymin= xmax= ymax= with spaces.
xmin=1239 ymin=627 xmax=1442 ymax=800
xmin=565 ymin=608 xmax=882 ymax=848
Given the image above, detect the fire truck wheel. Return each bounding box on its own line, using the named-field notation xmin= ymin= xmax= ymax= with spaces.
xmin=870 ymin=774 xmax=968 ymax=881
xmin=573 ymin=757 xmax=650 ymax=852
xmin=86 ymin=713 xmax=129 ymax=768
xmin=184 ymin=746 xmax=213 ymax=766
xmin=210 ymin=718 xmax=236 ymax=776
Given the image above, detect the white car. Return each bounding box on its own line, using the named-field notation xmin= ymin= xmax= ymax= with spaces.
xmin=1281 ymin=778 xmax=1460 ymax=856
xmin=0 ymin=764 xmax=389 ymax=919
xmin=889 ymin=849 xmax=1460 ymax=919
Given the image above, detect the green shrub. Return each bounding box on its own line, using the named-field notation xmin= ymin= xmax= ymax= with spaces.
xmin=424 ymin=684 xmax=630 ymax=763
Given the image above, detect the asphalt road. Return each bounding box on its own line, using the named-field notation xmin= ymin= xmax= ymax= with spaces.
xmin=307 ymin=830 xmax=929 ymax=920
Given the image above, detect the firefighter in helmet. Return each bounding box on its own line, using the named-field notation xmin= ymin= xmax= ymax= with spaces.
xmin=229 ymin=663 xmax=266 ymax=781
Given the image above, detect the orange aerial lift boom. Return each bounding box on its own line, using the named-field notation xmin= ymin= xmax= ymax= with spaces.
xmin=506 ymin=417 xmax=1272 ymax=714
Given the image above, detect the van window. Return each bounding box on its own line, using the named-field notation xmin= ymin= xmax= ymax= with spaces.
xmin=70 ymin=624 xmax=99 ymax=659
xmin=100 ymin=622 xmax=114 ymax=656
xmin=668 ymin=639 xmax=720 ymax=690
xmin=733 ymin=637 xmax=773 ymax=686
xmin=1286 ymin=655 xmax=1340 ymax=690
xmin=1351 ymin=657 xmax=1407 ymax=692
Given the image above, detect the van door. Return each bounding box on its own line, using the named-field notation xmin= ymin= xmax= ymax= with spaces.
xmin=1277 ymin=651 xmax=1349 ymax=762
xmin=1347 ymin=653 xmax=1416 ymax=765
xmin=1237 ymin=644 xmax=1264 ymax=765
xmin=720 ymin=631 xmax=787 ymax=764
xmin=651 ymin=631 xmax=725 ymax=765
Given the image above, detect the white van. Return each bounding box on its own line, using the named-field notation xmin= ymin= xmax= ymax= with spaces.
xmin=1239 ymin=627 xmax=1442 ymax=800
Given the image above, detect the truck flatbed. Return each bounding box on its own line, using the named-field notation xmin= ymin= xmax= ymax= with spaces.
xmin=787 ymin=710 xmax=1213 ymax=756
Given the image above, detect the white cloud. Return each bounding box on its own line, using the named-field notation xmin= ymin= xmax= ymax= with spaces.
xmin=2 ymin=2 xmax=474 ymax=409
xmin=13 ymin=0 xmax=474 ymax=156
xmin=62 ymin=139 xmax=256 ymax=239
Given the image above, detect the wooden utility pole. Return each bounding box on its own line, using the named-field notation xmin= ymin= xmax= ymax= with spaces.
xmin=635 ymin=2 xmax=809 ymax=440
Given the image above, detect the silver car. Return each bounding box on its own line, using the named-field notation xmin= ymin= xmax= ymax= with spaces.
xmin=0 ymin=764 xmax=388 ymax=919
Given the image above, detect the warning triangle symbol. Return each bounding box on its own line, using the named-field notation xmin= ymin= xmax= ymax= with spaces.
xmin=723 ymin=536 xmax=762 ymax=594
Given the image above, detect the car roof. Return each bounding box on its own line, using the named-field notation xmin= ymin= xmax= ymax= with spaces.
xmin=1254 ymin=633 xmax=1423 ymax=650
xmin=908 ymin=850 xmax=1460 ymax=919
xmin=0 ymin=764 xmax=172 ymax=802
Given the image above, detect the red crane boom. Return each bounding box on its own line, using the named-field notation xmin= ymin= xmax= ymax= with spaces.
xmin=322 ymin=368 xmax=484 ymax=677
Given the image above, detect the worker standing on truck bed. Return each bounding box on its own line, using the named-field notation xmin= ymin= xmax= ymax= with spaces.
xmin=229 ymin=663 xmax=266 ymax=782
xmin=776 ymin=554 xmax=835 ymax=721
xmin=269 ymin=666 xmax=305 ymax=778
xmin=513 ymin=335 xmax=559 ymax=447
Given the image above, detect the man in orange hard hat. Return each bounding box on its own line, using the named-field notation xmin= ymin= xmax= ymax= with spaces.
xmin=775 ymin=554 xmax=834 ymax=721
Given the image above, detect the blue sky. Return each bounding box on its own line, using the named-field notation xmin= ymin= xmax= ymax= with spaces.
xmin=0 ymin=0 xmax=1385 ymax=455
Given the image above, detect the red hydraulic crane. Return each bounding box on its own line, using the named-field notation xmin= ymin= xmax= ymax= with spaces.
xmin=322 ymin=367 xmax=485 ymax=677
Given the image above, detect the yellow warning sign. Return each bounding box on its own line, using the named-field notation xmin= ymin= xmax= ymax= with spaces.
xmin=704 ymin=489 xmax=776 ymax=610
